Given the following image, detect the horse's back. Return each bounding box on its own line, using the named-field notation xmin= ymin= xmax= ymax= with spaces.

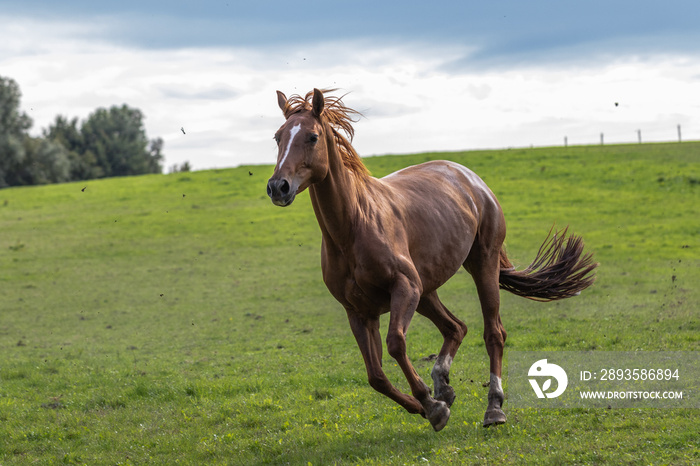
xmin=379 ymin=160 xmax=501 ymax=222
xmin=371 ymin=160 xmax=504 ymax=292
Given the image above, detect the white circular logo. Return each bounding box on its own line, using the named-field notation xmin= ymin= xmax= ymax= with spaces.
xmin=528 ymin=359 xmax=568 ymax=398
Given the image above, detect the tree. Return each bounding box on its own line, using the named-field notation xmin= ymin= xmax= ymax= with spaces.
xmin=1 ymin=76 xmax=72 ymax=187
xmin=147 ymin=137 xmax=165 ymax=174
xmin=44 ymin=115 xmax=102 ymax=180
xmin=14 ymin=137 xmax=71 ymax=185
xmin=0 ymin=76 xmax=33 ymax=187
xmin=168 ymin=161 xmax=192 ymax=174
xmin=2 ymin=76 xmax=165 ymax=188
xmin=79 ymin=105 xmax=163 ymax=177
xmin=0 ymin=77 xmax=32 ymax=135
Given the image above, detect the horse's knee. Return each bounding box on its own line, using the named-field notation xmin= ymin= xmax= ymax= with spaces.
xmin=385 ymin=332 xmax=406 ymax=361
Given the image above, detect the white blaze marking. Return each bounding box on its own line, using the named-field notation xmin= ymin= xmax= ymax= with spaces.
xmin=279 ymin=123 xmax=301 ymax=169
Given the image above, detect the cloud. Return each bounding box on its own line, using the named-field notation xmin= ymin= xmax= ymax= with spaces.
xmin=467 ymin=83 xmax=492 ymax=101
xmin=4 ymin=1 xmax=700 ymax=72
xmin=158 ymin=84 xmax=240 ymax=101
xmin=2 ymin=14 xmax=699 ymax=172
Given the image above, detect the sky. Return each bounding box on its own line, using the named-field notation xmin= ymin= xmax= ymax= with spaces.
xmin=1 ymin=1 xmax=699 ymax=170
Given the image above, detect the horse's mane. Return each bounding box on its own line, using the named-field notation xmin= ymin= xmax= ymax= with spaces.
xmin=282 ymin=89 xmax=371 ymax=179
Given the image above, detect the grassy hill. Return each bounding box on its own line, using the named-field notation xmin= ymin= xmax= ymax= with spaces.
xmin=1 ymin=142 xmax=698 ymax=464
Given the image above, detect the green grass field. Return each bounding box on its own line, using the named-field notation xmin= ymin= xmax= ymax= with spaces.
xmin=1 ymin=141 xmax=698 ymax=465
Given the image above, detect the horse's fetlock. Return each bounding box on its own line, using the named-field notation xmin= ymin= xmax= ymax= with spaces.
xmin=488 ymin=388 xmax=505 ymax=406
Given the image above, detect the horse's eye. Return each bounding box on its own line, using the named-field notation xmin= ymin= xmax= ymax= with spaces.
xmin=309 ymin=133 xmax=319 ymax=143
xmin=273 ymin=135 xmax=280 ymax=145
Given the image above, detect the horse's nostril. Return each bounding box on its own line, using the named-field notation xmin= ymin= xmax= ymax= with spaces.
xmin=267 ymin=179 xmax=291 ymax=199
xmin=280 ymin=180 xmax=290 ymax=195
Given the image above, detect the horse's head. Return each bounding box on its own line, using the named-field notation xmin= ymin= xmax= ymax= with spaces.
xmin=267 ymin=88 xmax=329 ymax=207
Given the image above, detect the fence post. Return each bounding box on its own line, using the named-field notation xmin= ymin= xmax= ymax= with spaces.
xmin=677 ymin=124 xmax=682 ymax=142
xmin=564 ymin=136 xmax=568 ymax=147
xmin=600 ymin=133 xmax=604 ymax=145
xmin=637 ymin=129 xmax=642 ymax=144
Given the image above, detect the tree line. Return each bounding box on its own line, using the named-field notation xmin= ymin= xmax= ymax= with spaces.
xmin=0 ymin=76 xmax=164 ymax=188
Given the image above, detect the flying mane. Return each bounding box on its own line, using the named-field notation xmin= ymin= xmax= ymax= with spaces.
xmin=281 ymin=89 xmax=371 ymax=179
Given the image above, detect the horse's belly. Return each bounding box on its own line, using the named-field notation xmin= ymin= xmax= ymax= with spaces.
xmin=408 ymin=201 xmax=478 ymax=292
xmin=414 ymin=240 xmax=473 ymax=293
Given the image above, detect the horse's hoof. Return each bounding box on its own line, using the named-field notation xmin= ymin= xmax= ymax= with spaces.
xmin=435 ymin=385 xmax=456 ymax=407
xmin=427 ymin=401 xmax=451 ymax=432
xmin=482 ymin=407 xmax=507 ymax=427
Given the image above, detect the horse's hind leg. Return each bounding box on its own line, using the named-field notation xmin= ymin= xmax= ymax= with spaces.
xmin=466 ymin=247 xmax=508 ymax=427
xmin=417 ymin=292 xmax=468 ymax=407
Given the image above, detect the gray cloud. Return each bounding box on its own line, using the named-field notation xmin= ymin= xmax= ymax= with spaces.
xmin=4 ymin=0 xmax=700 ymax=64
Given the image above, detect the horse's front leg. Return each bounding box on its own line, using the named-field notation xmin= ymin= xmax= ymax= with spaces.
xmin=417 ymin=292 xmax=468 ymax=407
xmin=386 ymin=275 xmax=451 ymax=431
xmin=345 ymin=309 xmax=425 ymax=416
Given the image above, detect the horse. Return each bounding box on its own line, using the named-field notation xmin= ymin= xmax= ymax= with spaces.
xmin=266 ymin=88 xmax=597 ymax=431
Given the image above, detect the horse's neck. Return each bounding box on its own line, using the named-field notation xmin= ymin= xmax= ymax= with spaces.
xmin=309 ymin=138 xmax=366 ymax=250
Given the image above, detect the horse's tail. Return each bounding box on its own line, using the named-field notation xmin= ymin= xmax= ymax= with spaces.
xmin=498 ymin=226 xmax=598 ymax=302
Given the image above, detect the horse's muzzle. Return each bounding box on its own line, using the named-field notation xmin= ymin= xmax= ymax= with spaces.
xmin=267 ymin=178 xmax=295 ymax=206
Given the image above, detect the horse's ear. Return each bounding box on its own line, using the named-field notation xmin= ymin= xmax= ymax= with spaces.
xmin=276 ymin=91 xmax=287 ymax=114
xmin=312 ymin=88 xmax=324 ymax=118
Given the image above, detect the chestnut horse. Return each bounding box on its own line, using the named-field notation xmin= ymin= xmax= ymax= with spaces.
xmin=267 ymin=89 xmax=597 ymax=430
